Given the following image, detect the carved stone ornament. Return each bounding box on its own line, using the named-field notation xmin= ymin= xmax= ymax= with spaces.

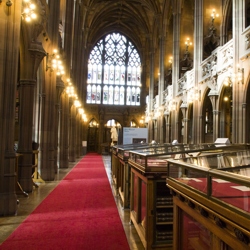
xmin=246 ymin=32 xmax=250 ymax=50
xmin=22 ymin=0 xmax=47 ymax=43
xmin=204 ymin=25 xmax=220 ymax=57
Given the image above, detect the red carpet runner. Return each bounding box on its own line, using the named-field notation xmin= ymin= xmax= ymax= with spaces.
xmin=0 ymin=153 xmax=130 ymax=250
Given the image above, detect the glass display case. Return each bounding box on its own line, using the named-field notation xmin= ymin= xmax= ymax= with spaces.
xmin=166 ymin=144 xmax=250 ymax=250
xmin=111 ymin=143 xmax=149 ymax=203
xmin=112 ymin=143 xmax=149 ymax=208
xmin=128 ymin=143 xmax=239 ymax=250
xmin=128 ymin=143 xmax=236 ymax=173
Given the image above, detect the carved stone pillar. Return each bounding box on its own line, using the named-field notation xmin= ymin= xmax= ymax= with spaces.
xmin=213 ymin=110 xmax=220 ymax=142
xmin=164 ymin=113 xmax=170 ymax=143
xmin=242 ymin=103 xmax=246 ymax=143
xmin=172 ymin=1 xmax=181 ymax=97
xmin=180 ymin=104 xmax=188 ymax=144
xmin=18 ymin=42 xmax=46 ymax=191
xmin=69 ymin=100 xmax=76 ymax=162
xmin=208 ymin=93 xmax=219 ymax=142
xmin=59 ymin=92 xmax=69 ymax=168
xmin=54 ymin=77 xmax=65 ymax=173
xmin=75 ymin=113 xmax=81 ymax=158
xmin=0 ymin=1 xmax=22 ymax=215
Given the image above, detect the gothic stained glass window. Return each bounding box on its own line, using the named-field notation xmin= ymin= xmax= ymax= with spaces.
xmin=86 ymin=33 xmax=141 ymax=105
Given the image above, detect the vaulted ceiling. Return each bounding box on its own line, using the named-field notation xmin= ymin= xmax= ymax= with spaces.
xmin=82 ymin=0 xmax=172 ymax=53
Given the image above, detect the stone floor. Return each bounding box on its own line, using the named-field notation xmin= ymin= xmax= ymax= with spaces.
xmin=0 ymin=155 xmax=144 ymax=250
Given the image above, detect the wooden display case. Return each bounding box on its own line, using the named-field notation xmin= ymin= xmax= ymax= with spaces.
xmin=111 ymin=144 xmax=120 ymax=191
xmin=128 ymin=143 xmax=241 ymax=250
xmin=166 ymin=144 xmax=250 ymax=250
xmin=116 ymin=143 xmax=149 ymax=208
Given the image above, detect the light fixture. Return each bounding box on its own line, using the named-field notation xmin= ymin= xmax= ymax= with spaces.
xmin=223 ymin=76 xmax=232 ymax=87
xmin=211 ymin=9 xmax=219 ymax=24
xmin=22 ymin=0 xmax=37 ymax=22
xmin=169 ymin=56 xmax=173 ymax=64
xmin=66 ymin=84 xmax=75 ymax=97
xmin=6 ymin=0 xmax=12 ymax=7
xmin=170 ymin=101 xmax=176 ymax=111
xmin=231 ymin=65 xmax=244 ymax=84
xmin=46 ymin=49 xmax=65 ymax=75
xmin=74 ymin=99 xmax=81 ymax=108
xmin=185 ymin=38 xmax=192 ymax=52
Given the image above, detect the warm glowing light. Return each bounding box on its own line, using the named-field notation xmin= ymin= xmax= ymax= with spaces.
xmin=22 ymin=1 xmax=37 ymax=22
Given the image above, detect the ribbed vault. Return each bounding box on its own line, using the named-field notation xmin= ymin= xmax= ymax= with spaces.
xmin=82 ymin=0 xmax=171 ymax=54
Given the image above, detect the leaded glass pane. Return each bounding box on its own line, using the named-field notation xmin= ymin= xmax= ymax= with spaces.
xmin=86 ymin=32 xmax=141 ymax=105
xmin=96 ymin=85 xmax=101 ymax=104
xmin=87 ymin=85 xmax=91 ymax=103
xmin=92 ymin=85 xmax=96 ymax=103
xmin=103 ymin=85 xmax=108 ymax=104
xmin=109 ymin=86 xmax=113 ymax=104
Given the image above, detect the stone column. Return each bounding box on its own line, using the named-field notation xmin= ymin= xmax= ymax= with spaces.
xmin=59 ymin=91 xmax=69 ymax=168
xmin=171 ymin=1 xmax=181 ymax=140
xmin=75 ymin=113 xmax=81 ymax=158
xmin=193 ymin=0 xmax=204 ymax=144
xmin=158 ymin=35 xmax=166 ymax=143
xmin=209 ymin=93 xmax=219 ymax=142
xmin=164 ymin=114 xmax=170 ymax=143
xmin=39 ymin=71 xmax=57 ymax=181
xmin=54 ymin=77 xmax=65 ymax=173
xmin=18 ymin=41 xmax=46 ymax=191
xmin=180 ymin=104 xmax=188 ymax=144
xmin=39 ymin=0 xmax=61 ymax=181
xmin=69 ymin=99 xmax=76 ymax=162
xmin=213 ymin=110 xmax=220 ymax=142
xmin=232 ymin=0 xmax=244 ymax=143
xmin=0 ymin=1 xmax=22 ymax=215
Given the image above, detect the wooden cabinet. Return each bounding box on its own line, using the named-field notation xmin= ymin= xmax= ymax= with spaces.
xmin=130 ymin=167 xmax=173 ymax=250
xmin=166 ymin=144 xmax=250 ymax=250
xmin=111 ymin=143 xmax=149 ymax=208
xmin=127 ymin=143 xmax=238 ymax=249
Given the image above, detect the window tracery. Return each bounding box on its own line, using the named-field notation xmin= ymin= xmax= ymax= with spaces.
xmin=87 ymin=33 xmax=141 ymax=105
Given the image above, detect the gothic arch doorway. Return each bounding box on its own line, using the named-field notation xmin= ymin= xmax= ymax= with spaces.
xmin=87 ymin=118 xmax=99 ymax=152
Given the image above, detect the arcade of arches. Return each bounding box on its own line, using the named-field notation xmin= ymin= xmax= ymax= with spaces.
xmin=0 ymin=0 xmax=250 ymax=216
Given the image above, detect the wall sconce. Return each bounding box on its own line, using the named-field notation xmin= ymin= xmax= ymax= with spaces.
xmin=46 ymin=49 xmax=65 ymax=75
xmin=232 ymin=65 xmax=244 ymax=84
xmin=74 ymin=99 xmax=81 ymax=108
xmin=169 ymin=56 xmax=172 ymax=66
xmin=139 ymin=116 xmax=144 ymax=124
xmin=211 ymin=9 xmax=219 ymax=25
xmin=145 ymin=115 xmax=151 ymax=123
xmin=223 ymin=76 xmax=232 ymax=87
xmin=78 ymin=108 xmax=87 ymax=122
xmin=170 ymin=101 xmax=176 ymax=111
xmin=0 ymin=0 xmax=12 ymax=6
xmin=66 ymin=84 xmax=75 ymax=97
xmin=22 ymin=0 xmax=37 ymax=22
xmin=185 ymin=38 xmax=192 ymax=52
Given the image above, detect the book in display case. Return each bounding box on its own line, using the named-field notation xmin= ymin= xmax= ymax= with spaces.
xmin=128 ymin=143 xmax=239 ymax=250
xmin=166 ymin=143 xmax=250 ymax=250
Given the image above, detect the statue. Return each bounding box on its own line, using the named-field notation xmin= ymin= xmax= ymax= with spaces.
xmin=110 ymin=126 xmax=118 ymax=144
